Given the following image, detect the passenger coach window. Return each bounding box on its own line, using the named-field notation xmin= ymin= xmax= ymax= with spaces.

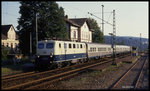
xmin=38 ymin=43 xmax=44 ymax=49
xmin=69 ymin=44 xmax=72 ymax=48
xmin=80 ymin=44 xmax=82 ymax=48
xmin=73 ymin=44 xmax=76 ymax=48
xmin=46 ymin=43 xmax=53 ymax=48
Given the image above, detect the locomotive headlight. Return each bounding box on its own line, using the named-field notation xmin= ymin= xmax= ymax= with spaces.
xmin=37 ymin=55 xmax=40 ymax=58
xmin=50 ymin=53 xmax=53 ymax=57
xmin=37 ymin=53 xmax=40 ymax=58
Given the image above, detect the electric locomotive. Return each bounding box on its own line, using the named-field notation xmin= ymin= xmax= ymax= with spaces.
xmin=35 ymin=40 xmax=87 ymax=68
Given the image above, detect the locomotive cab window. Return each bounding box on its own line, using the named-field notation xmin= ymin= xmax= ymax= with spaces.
xmin=46 ymin=43 xmax=53 ymax=48
xmin=38 ymin=43 xmax=44 ymax=49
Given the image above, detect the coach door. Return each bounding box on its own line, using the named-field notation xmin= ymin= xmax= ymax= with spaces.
xmin=64 ymin=43 xmax=67 ymax=61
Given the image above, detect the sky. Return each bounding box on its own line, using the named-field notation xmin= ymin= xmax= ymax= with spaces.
xmin=1 ymin=1 xmax=149 ymax=39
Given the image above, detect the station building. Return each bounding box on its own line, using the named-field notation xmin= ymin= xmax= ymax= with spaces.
xmin=1 ymin=24 xmax=19 ymax=49
xmin=65 ymin=15 xmax=93 ymax=43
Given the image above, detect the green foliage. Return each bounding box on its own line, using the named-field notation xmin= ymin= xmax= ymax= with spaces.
xmin=88 ymin=18 xmax=105 ymax=43
xmin=1 ymin=46 xmax=11 ymax=61
xmin=17 ymin=1 xmax=68 ymax=55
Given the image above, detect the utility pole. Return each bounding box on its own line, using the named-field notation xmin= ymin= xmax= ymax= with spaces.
xmin=36 ymin=12 xmax=38 ymax=51
xmin=30 ymin=31 xmax=32 ymax=55
xmin=101 ymin=5 xmax=104 ymax=34
xmin=112 ymin=10 xmax=116 ymax=65
xmin=140 ymin=33 xmax=141 ymax=53
xmin=129 ymin=38 xmax=132 ymax=57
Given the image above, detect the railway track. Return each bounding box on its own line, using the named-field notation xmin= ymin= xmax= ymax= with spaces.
xmin=2 ymin=58 xmax=112 ymax=90
xmin=2 ymin=54 xmax=131 ymax=90
xmin=1 ymin=53 xmax=130 ymax=80
xmin=2 ymin=57 xmax=110 ymax=89
xmin=110 ymin=53 xmax=148 ymax=89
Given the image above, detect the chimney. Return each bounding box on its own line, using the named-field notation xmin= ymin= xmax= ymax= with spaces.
xmin=65 ymin=15 xmax=68 ymax=19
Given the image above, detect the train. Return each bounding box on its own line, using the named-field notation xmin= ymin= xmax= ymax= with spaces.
xmin=35 ymin=40 xmax=132 ymax=69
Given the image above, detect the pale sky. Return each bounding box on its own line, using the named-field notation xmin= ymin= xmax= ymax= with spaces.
xmin=1 ymin=1 xmax=149 ymax=39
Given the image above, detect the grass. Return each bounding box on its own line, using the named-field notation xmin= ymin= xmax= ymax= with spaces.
xmin=147 ymin=69 xmax=149 ymax=75
xmin=90 ymin=70 xmax=102 ymax=76
xmin=1 ymin=57 xmax=34 ymax=76
xmin=1 ymin=64 xmax=23 ymax=75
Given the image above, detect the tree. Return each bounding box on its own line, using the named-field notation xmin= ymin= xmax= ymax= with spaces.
xmin=88 ymin=18 xmax=105 ymax=43
xmin=17 ymin=1 xmax=68 ymax=55
xmin=38 ymin=2 xmax=68 ymax=40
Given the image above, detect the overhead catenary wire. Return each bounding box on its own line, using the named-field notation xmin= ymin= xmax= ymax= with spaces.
xmin=88 ymin=12 xmax=113 ymax=26
xmin=2 ymin=12 xmax=19 ymax=17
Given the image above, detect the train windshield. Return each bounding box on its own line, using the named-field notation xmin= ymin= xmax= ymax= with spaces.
xmin=38 ymin=43 xmax=44 ymax=49
xmin=46 ymin=43 xmax=53 ymax=49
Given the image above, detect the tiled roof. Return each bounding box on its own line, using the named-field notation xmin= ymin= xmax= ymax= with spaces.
xmin=65 ymin=18 xmax=92 ymax=31
xmin=1 ymin=34 xmax=7 ymax=39
xmin=70 ymin=18 xmax=87 ymax=27
xmin=1 ymin=24 xmax=19 ymax=39
xmin=65 ymin=18 xmax=80 ymax=27
xmin=1 ymin=25 xmax=12 ymax=36
xmin=69 ymin=18 xmax=91 ymax=30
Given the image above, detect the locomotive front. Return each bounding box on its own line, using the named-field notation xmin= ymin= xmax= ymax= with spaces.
xmin=35 ymin=40 xmax=55 ymax=68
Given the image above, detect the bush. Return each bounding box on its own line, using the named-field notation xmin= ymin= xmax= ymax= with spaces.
xmin=1 ymin=46 xmax=11 ymax=61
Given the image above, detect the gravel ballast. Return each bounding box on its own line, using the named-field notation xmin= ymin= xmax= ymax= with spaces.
xmin=35 ymin=56 xmax=143 ymax=90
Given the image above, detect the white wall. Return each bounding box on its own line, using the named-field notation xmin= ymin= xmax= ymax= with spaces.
xmin=7 ymin=26 xmax=16 ymax=40
xmin=2 ymin=26 xmax=19 ymax=48
xmin=70 ymin=26 xmax=78 ymax=41
xmin=80 ymin=22 xmax=92 ymax=42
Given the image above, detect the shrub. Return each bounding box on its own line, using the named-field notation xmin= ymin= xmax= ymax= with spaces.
xmin=1 ymin=46 xmax=11 ymax=61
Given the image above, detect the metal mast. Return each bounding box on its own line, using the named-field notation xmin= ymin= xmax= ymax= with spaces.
xmin=112 ymin=10 xmax=116 ymax=65
xmin=140 ymin=33 xmax=141 ymax=52
xmin=101 ymin=5 xmax=104 ymax=34
xmin=30 ymin=31 xmax=32 ymax=55
xmin=36 ymin=13 xmax=38 ymax=50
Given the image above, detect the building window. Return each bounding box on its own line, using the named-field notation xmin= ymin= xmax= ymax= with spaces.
xmin=11 ymin=43 xmax=13 ymax=48
xmin=15 ymin=43 xmax=17 ymax=48
xmin=74 ymin=31 xmax=76 ymax=39
xmin=7 ymin=43 xmax=9 ymax=47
